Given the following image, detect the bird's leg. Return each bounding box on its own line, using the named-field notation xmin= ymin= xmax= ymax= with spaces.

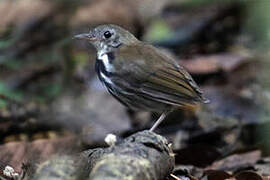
xmin=149 ymin=109 xmax=172 ymax=132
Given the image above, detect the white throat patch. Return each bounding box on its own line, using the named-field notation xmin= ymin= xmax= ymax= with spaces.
xmin=98 ymin=51 xmax=115 ymax=72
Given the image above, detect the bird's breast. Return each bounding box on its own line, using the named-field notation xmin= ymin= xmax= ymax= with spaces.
xmin=95 ymin=51 xmax=116 ymax=87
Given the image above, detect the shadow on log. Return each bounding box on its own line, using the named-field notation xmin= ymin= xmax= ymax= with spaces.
xmin=28 ymin=130 xmax=175 ymax=180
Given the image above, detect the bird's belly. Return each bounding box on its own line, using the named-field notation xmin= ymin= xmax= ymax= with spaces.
xmin=95 ymin=62 xmax=168 ymax=112
xmin=106 ymin=83 xmax=169 ymax=113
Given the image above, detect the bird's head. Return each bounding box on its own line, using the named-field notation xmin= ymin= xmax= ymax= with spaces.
xmin=75 ymin=24 xmax=138 ymax=52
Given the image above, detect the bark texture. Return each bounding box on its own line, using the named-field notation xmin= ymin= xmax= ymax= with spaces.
xmin=84 ymin=130 xmax=175 ymax=180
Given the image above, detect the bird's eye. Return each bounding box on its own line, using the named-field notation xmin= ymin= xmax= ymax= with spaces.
xmin=104 ymin=31 xmax=112 ymax=39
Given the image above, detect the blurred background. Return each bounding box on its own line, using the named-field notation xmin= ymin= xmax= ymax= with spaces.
xmin=0 ymin=0 xmax=270 ymax=178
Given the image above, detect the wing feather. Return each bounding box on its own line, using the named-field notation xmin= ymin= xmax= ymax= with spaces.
xmin=112 ymin=44 xmax=209 ymax=107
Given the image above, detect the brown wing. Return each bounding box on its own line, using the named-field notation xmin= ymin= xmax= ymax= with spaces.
xmin=112 ymin=43 xmax=209 ymax=107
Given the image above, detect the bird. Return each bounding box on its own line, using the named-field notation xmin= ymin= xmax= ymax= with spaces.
xmin=75 ymin=24 xmax=209 ymax=132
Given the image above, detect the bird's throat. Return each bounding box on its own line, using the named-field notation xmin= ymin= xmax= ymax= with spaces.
xmin=97 ymin=50 xmax=115 ymax=73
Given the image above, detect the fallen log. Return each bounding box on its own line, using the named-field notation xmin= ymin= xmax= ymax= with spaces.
xmin=28 ymin=130 xmax=175 ymax=180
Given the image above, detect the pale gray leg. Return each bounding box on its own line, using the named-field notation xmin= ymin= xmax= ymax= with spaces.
xmin=149 ymin=109 xmax=172 ymax=132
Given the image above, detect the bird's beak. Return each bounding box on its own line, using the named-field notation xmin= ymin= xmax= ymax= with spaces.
xmin=74 ymin=33 xmax=98 ymax=41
